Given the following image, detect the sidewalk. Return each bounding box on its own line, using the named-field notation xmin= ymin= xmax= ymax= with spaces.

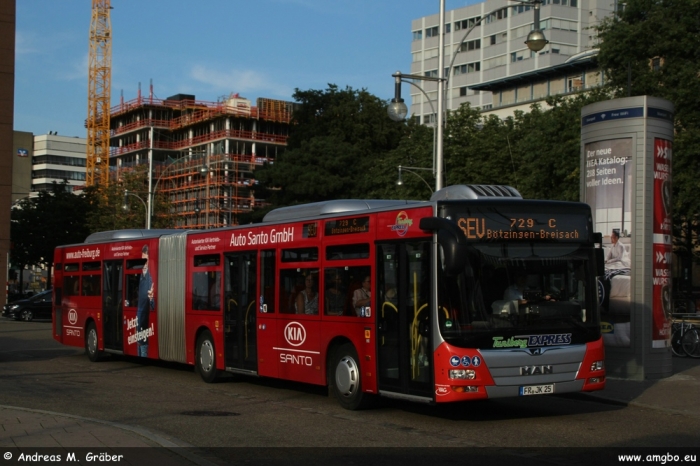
xmin=0 ymin=405 xmax=221 ymax=465
xmin=1 ymin=357 xmax=698 ymax=461
xmin=582 ymin=355 xmax=700 ymax=419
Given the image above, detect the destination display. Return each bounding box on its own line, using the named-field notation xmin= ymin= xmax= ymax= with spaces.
xmin=453 ymin=211 xmax=589 ymax=242
xmin=325 ymin=216 xmax=370 ymax=236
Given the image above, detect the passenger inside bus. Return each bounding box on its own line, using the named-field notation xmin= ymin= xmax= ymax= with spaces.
xmin=286 ymin=274 xmax=305 ymax=313
xmin=325 ymin=270 xmax=346 ymax=316
xmin=352 ymin=275 xmax=371 ymax=316
xmin=295 ymin=273 xmax=319 ymax=315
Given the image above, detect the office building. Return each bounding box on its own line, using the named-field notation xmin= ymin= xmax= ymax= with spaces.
xmin=410 ymin=0 xmax=614 ymax=119
xmin=32 ymin=133 xmax=87 ymax=193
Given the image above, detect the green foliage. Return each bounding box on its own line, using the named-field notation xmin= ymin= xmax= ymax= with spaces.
xmin=374 ymin=118 xmax=435 ymax=200
xmin=440 ymin=91 xmax=608 ymax=202
xmin=255 ymin=85 xmax=406 ymax=206
xmin=596 ymin=0 xmax=700 ymax=260
xmin=10 ymin=182 xmax=93 ymax=285
xmin=85 ymin=165 xmax=174 ymax=232
xmin=445 ymin=105 xmax=517 ymax=189
xmin=253 ymin=84 xmax=612 ymax=210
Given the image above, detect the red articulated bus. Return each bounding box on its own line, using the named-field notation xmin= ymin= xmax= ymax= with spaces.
xmin=53 ymin=184 xmax=606 ymax=409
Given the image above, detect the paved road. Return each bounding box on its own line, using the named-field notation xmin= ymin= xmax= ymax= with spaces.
xmin=1 ymin=318 xmax=699 ymax=464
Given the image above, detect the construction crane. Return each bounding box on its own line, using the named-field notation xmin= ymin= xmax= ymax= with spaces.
xmin=86 ymin=0 xmax=112 ymax=187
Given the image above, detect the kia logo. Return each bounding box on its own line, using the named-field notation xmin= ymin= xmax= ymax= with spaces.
xmin=284 ymin=322 xmax=306 ymax=347
xmin=68 ymin=309 xmax=78 ymax=325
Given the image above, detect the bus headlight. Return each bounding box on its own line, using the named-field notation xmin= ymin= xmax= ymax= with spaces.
xmin=449 ymin=369 xmax=476 ymax=380
xmin=590 ymin=360 xmax=604 ymax=371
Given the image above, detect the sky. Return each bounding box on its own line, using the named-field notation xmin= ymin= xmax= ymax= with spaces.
xmin=14 ymin=0 xmax=479 ymax=139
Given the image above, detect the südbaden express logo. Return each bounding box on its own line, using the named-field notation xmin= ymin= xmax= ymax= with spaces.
xmin=390 ymin=211 xmax=413 ymax=236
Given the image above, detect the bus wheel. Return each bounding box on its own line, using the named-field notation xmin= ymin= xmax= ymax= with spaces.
xmin=85 ymin=322 xmax=102 ymax=362
xmin=330 ymin=343 xmax=373 ymax=410
xmin=196 ymin=330 xmax=219 ymax=383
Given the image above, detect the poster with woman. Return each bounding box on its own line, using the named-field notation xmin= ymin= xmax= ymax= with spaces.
xmin=584 ymin=138 xmax=634 ymax=347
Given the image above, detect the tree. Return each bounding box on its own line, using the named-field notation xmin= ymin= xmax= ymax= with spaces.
xmin=444 ymin=104 xmax=519 ymax=189
xmin=373 ymin=118 xmax=435 ymax=200
xmin=434 ymin=92 xmax=607 ymax=201
xmin=255 ymin=85 xmax=406 ymax=207
xmin=85 ymin=164 xmax=174 ymax=232
xmin=596 ymin=0 xmax=700 ymax=262
xmin=510 ymin=91 xmax=609 ymax=201
xmin=10 ymin=182 xmax=93 ymax=290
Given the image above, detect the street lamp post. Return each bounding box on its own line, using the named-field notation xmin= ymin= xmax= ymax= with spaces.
xmin=389 ymin=71 xmax=442 ymax=177
xmin=389 ymin=0 xmax=548 ymax=191
xmin=122 ymin=189 xmax=148 ymax=229
xmin=397 ymin=165 xmax=434 ymax=193
xmin=143 ymin=151 xmax=210 ymax=229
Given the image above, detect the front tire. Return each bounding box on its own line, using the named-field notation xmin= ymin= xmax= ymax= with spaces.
xmin=196 ymin=330 xmax=219 ymax=383
xmin=330 ymin=343 xmax=374 ymax=410
xmin=85 ymin=322 xmax=102 ymax=362
xmin=20 ymin=309 xmax=33 ymax=321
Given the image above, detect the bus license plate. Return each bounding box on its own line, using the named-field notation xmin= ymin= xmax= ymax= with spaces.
xmin=519 ymin=384 xmax=554 ymax=396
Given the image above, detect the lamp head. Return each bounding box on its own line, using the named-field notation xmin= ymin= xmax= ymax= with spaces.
xmin=388 ymin=98 xmax=408 ymax=122
xmin=525 ymin=29 xmax=548 ymax=52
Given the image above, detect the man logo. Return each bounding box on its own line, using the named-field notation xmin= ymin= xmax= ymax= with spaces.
xmin=284 ymin=322 xmax=306 ymax=347
xmin=68 ymin=309 xmax=78 ymax=325
xmin=520 ymin=365 xmax=553 ymax=376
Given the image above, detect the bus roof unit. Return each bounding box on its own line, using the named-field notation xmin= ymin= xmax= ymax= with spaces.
xmin=430 ymin=184 xmax=521 ymax=201
xmin=84 ymin=229 xmax=179 ymax=244
xmin=263 ymin=199 xmax=422 ymax=223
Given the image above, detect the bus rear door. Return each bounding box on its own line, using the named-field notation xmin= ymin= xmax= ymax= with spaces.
xmin=102 ymin=260 xmax=123 ymax=352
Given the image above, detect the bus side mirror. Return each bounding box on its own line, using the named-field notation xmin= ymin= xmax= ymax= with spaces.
xmin=419 ymin=217 xmax=467 ymax=276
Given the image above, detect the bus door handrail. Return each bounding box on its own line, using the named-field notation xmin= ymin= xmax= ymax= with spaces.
xmin=245 ymin=300 xmax=255 ymax=359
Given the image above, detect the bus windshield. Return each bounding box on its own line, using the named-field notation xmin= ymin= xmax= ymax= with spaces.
xmin=438 ymin=243 xmax=601 ymax=349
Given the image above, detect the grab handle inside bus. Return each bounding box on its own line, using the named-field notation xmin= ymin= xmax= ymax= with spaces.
xmin=419 ymin=217 xmax=468 ymax=275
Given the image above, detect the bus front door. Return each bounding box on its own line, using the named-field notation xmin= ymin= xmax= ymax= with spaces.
xmin=102 ymin=260 xmax=124 ymax=352
xmin=224 ymin=252 xmax=258 ymax=372
xmin=376 ymin=242 xmax=434 ymax=400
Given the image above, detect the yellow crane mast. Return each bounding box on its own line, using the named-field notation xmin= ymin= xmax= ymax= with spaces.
xmin=86 ymin=0 xmax=112 ymax=187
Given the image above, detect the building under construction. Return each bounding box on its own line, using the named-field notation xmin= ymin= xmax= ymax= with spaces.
xmin=109 ymin=90 xmax=293 ymax=229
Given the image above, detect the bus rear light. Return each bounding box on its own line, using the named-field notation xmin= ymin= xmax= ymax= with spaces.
xmin=588 ymin=376 xmax=604 ymax=384
xmin=452 ymin=385 xmax=479 ymax=393
xmin=590 ymin=360 xmax=604 ymax=371
xmin=449 ymin=369 xmax=476 ymax=380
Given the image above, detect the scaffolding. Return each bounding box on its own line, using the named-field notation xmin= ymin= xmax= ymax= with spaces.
xmin=109 ymin=91 xmax=292 ymax=229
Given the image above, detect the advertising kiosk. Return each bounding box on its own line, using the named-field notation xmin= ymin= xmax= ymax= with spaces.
xmin=581 ymin=96 xmax=674 ymax=380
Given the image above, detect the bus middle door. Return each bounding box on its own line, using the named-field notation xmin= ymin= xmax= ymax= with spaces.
xmin=224 ymin=252 xmax=258 ymax=372
xmin=376 ymin=242 xmax=434 ymax=400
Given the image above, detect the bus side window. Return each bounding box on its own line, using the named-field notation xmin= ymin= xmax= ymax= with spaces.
xmin=64 ymin=276 xmax=79 ymax=297
xmin=192 ymin=271 xmax=221 ymax=311
xmin=279 ymin=269 xmax=304 ymax=314
xmin=125 ymin=274 xmax=140 ymax=307
xmin=82 ymin=274 xmax=101 ymax=296
xmin=346 ymin=266 xmax=371 ymax=318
